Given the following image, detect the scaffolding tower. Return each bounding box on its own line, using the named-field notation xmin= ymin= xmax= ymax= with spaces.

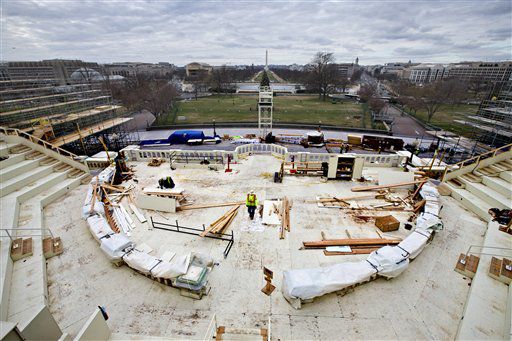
xmin=258 ymin=85 xmax=273 ymax=138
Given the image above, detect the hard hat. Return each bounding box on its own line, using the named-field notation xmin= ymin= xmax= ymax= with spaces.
xmin=250 ymin=190 xmax=254 ymax=194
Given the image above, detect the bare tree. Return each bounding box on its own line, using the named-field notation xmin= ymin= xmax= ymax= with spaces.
xmin=110 ymin=74 xmax=178 ymax=118
xmin=188 ymin=70 xmax=209 ymax=100
xmin=358 ymin=84 xmax=376 ymax=102
xmin=416 ymin=79 xmax=465 ymax=122
xmin=210 ymin=65 xmax=233 ymax=93
xmin=368 ymin=97 xmax=386 ymax=114
xmin=307 ymin=52 xmax=339 ymax=101
xmin=339 ymin=77 xmax=349 ymax=93
xmin=468 ymin=76 xmax=489 ymax=100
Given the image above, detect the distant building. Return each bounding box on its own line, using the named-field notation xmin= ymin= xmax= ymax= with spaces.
xmin=408 ymin=64 xmax=447 ymax=84
xmin=185 ymin=62 xmax=213 ymax=77
xmin=335 ymin=63 xmax=360 ymax=79
xmin=104 ymin=62 xmax=175 ymax=78
xmin=401 ymin=61 xmax=512 ymax=84
xmin=446 ymin=61 xmax=512 ymax=82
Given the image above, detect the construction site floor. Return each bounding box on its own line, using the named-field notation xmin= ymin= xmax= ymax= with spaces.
xmin=45 ymin=155 xmax=486 ymax=339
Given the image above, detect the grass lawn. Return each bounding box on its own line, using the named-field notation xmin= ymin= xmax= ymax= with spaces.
xmin=253 ymin=70 xmax=279 ymax=83
xmin=412 ymin=104 xmax=479 ymax=135
xmin=154 ymin=95 xmax=368 ymax=128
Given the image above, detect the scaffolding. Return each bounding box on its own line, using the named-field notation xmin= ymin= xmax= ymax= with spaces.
xmin=464 ymin=74 xmax=512 ymax=148
xmin=258 ymin=85 xmax=273 ymax=138
xmin=0 ymin=71 xmax=138 ymax=156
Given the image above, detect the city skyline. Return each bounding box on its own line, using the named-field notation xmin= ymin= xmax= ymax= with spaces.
xmin=1 ymin=0 xmax=511 ymax=65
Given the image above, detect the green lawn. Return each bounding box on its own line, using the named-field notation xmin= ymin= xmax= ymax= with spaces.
xmin=412 ymin=104 xmax=479 ymax=135
xmin=253 ymin=70 xmax=279 ymax=83
xmin=154 ymin=95 xmax=369 ymax=128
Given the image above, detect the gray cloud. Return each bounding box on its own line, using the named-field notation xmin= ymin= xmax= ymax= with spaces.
xmin=1 ymin=0 xmax=511 ymax=65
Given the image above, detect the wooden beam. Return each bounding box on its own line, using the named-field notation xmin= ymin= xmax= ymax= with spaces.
xmin=323 ymin=248 xmax=379 ymax=256
xmin=303 ymin=238 xmax=401 ymax=248
xmin=351 ymin=179 xmax=428 ymax=192
xmin=177 ymin=201 xmax=244 ymax=211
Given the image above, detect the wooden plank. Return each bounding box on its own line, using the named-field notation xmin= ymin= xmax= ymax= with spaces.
xmin=129 ymin=203 xmax=147 ymax=223
xmin=323 ymin=248 xmax=378 ymax=256
xmin=177 ymin=201 xmax=244 ymax=211
xmin=351 ymin=179 xmax=427 ymax=192
xmin=201 ymin=205 xmax=240 ymax=237
xmin=214 ymin=209 xmax=239 ymax=234
xmin=89 ymin=176 xmax=99 ymax=215
xmin=101 ymin=183 xmax=126 ymax=192
xmin=303 ymin=238 xmax=401 ymax=248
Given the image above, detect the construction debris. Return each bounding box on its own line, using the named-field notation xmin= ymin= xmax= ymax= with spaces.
xmin=148 ymin=158 xmax=165 ymax=167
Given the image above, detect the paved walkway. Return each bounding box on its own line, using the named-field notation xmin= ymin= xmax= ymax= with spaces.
xmin=387 ymin=105 xmax=429 ymax=138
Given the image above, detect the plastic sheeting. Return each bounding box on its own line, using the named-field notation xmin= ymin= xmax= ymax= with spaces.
xmin=86 ymin=214 xmax=114 ymax=241
xmin=123 ymin=250 xmax=193 ymax=280
xmin=366 ymin=246 xmax=409 ymax=278
xmin=99 ymin=233 xmax=133 ymax=262
xmin=152 ymin=253 xmax=191 ymax=279
xmin=123 ymin=249 xmax=160 ymax=275
xmin=397 ymin=229 xmax=432 ymax=259
xmin=282 ymin=261 xmax=377 ymax=307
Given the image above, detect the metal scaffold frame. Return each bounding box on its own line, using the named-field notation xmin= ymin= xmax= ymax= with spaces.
xmin=258 ymin=85 xmax=273 ymax=138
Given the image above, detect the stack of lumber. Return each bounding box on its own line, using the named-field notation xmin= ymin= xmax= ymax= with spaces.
xmin=303 ymin=238 xmax=401 ymax=256
xmin=280 ymin=197 xmax=291 ymax=239
xmin=200 ymin=205 xmax=240 ymax=236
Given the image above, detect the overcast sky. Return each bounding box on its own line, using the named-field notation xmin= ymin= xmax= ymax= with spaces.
xmin=1 ymin=0 xmax=511 ymax=66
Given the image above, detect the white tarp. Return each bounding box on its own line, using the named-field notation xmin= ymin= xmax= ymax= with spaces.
xmin=86 ymin=214 xmax=114 ymax=241
xmin=366 ymin=245 xmax=409 ymax=278
xmin=82 ymin=201 xmax=105 ymax=220
xmin=282 ymin=261 xmax=377 ymax=306
xmin=416 ymin=212 xmax=443 ymax=230
xmin=123 ymin=249 xmax=160 ymax=275
xmin=100 ymin=234 xmax=133 ymax=262
xmin=151 ymin=253 xmax=191 ymax=279
xmin=397 ymin=229 xmax=432 ymax=259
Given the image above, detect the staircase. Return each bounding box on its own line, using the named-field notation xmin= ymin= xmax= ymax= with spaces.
xmin=443 ymin=144 xmax=512 ymax=339
xmin=443 ymin=143 xmax=512 ymax=221
xmin=0 ymin=127 xmax=90 ymax=338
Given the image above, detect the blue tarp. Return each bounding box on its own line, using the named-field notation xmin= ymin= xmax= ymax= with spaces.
xmin=140 ymin=130 xmax=214 ymax=146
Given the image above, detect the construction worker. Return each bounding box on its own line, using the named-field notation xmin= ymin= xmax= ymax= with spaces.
xmin=246 ymin=190 xmax=258 ymax=220
xmin=158 ymin=176 xmax=175 ymax=189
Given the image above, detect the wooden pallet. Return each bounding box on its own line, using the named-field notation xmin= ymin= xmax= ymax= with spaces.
xmin=454 ymin=253 xmax=480 ymax=278
xmin=43 ymin=237 xmax=63 ymax=259
xmin=10 ymin=237 xmax=33 ymax=261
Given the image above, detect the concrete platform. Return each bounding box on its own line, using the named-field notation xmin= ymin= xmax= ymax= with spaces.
xmin=44 ymin=155 xmax=487 ymax=339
